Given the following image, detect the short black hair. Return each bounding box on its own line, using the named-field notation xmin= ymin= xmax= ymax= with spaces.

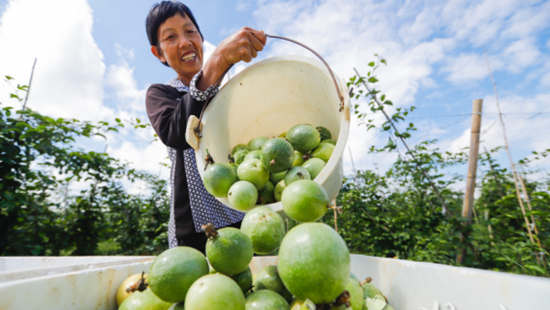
xmin=146 ymin=1 xmax=203 ymax=66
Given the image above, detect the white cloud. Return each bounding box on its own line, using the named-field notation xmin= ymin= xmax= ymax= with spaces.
xmin=501 ymin=39 xmax=542 ymax=72
xmin=500 ymin=1 xmax=550 ymax=40
xmin=106 ymin=47 xmax=146 ymax=113
xmin=541 ymin=71 xmax=550 ymax=88
xmin=236 ymin=0 xmax=248 ymax=12
xmin=109 ymin=137 xmax=169 ymax=178
xmin=0 ymin=0 xmax=110 ymax=122
xmin=203 ymin=40 xmax=216 ymax=64
xmin=442 ymin=53 xmax=491 ymax=84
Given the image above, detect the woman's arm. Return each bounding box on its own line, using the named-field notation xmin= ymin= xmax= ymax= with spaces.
xmin=197 ymin=27 xmax=267 ymax=91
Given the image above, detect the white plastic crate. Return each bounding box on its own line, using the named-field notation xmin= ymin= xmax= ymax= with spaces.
xmin=0 ymin=255 xmax=548 ymax=309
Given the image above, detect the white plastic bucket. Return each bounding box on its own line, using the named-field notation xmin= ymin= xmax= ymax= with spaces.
xmin=192 ymin=55 xmax=351 ymax=213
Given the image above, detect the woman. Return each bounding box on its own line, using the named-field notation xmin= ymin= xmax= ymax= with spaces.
xmin=145 ymin=1 xmax=266 ymax=253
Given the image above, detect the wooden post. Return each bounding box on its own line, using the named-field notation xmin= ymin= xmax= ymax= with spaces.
xmin=333 ymin=207 xmax=338 ymax=232
xmin=462 ymin=99 xmax=483 ymax=223
xmin=457 ymin=99 xmax=483 ymax=264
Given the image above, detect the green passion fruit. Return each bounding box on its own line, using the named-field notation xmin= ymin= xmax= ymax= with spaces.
xmin=237 ymin=159 xmax=269 ymax=190
xmin=311 ymin=142 xmax=335 ymax=163
xmin=274 ymin=180 xmax=286 ymax=202
xmin=245 ymin=150 xmax=262 ymax=161
xmin=208 ymin=262 xmax=217 ymax=274
xmin=228 ymin=181 xmax=258 ymax=211
xmin=289 ymin=298 xmax=315 ymax=310
xmin=347 ymin=278 xmax=364 ymax=310
xmin=320 ymin=139 xmax=336 ymax=146
xmin=292 ymin=150 xmax=305 ymax=167
xmin=361 ymin=278 xmax=387 ymax=301
xmin=147 ymin=247 xmax=209 ymax=303
xmin=118 ymin=288 xmax=172 ymax=310
xmin=301 ymin=158 xmax=325 ymax=180
xmin=282 ymin=180 xmax=329 ymax=223
xmin=253 ymin=265 xmax=293 ymax=302
xmin=248 ymin=136 xmax=269 ymax=150
xmin=316 ymin=126 xmax=332 ymax=141
xmin=184 ymin=273 xmax=246 ymax=310
xmin=116 ymin=273 xmax=148 ymax=306
xmin=286 ymin=124 xmax=321 ymax=153
xmin=241 ymin=206 xmax=285 ymax=255
xmin=232 ymin=266 xmax=253 ymax=294
xmin=331 ymin=277 xmax=362 ymax=310
xmin=203 ymin=163 xmax=238 ymax=198
xmin=260 ymin=138 xmax=294 ymax=173
xmin=234 ymin=149 xmax=251 ymax=165
xmin=168 ymin=302 xmax=185 ymax=310
xmin=284 ymin=166 xmax=311 ymax=186
xmin=278 ymin=223 xmax=350 ymax=305
xmin=258 ymin=181 xmax=275 ymax=205
xmin=205 ymin=226 xmax=253 ymax=275
xmin=245 ymin=290 xmax=290 ymax=310
xmin=270 ymin=170 xmax=287 ymax=185
xmin=227 ymin=163 xmax=239 ymax=177
xmin=232 ymin=144 xmax=250 ymax=155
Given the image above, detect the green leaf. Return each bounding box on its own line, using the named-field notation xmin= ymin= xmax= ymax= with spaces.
xmin=368 ymin=62 xmax=375 ymax=67
xmin=524 ymin=265 xmax=545 ymax=274
xmin=368 ymin=77 xmax=378 ymax=83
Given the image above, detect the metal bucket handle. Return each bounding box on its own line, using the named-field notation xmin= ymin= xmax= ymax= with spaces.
xmin=192 ymin=34 xmax=345 ymax=139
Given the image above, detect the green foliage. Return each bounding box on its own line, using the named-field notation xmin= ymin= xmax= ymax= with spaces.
xmin=323 ymin=57 xmax=550 ymax=277
xmin=0 ymin=76 xmax=168 ymax=256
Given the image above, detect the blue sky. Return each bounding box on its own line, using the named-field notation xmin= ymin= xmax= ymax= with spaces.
xmin=1 ymin=0 xmax=549 ymax=187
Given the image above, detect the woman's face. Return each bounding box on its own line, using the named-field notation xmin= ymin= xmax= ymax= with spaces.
xmin=153 ymin=13 xmax=203 ymax=85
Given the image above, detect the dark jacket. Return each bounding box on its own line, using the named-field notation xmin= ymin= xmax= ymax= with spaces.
xmin=145 ymin=84 xmax=208 ymax=251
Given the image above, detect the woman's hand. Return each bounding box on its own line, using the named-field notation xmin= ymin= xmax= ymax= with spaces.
xmin=198 ymin=27 xmax=267 ymax=91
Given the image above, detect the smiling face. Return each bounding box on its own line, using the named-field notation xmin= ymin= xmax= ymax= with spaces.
xmin=152 ymin=13 xmax=203 ymax=86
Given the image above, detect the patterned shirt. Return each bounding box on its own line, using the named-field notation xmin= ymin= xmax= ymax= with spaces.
xmin=165 ymin=70 xmax=245 ymax=249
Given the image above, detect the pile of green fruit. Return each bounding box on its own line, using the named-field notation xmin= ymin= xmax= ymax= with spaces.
xmin=202 ymin=124 xmax=336 ymax=214
xmin=117 ymin=214 xmax=393 ymax=310
xmin=115 ymin=123 xmax=394 ymax=309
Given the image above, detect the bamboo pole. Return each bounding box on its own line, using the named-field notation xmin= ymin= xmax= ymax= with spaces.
xmin=484 ymin=50 xmax=536 ymax=246
xmin=517 ymin=174 xmax=539 ymax=235
xmin=517 ymin=174 xmax=543 ymax=250
xmin=22 ymin=58 xmax=37 ymax=110
xmin=349 ymin=146 xmax=358 ymax=186
xmin=457 ymin=100 xmax=483 ymax=264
